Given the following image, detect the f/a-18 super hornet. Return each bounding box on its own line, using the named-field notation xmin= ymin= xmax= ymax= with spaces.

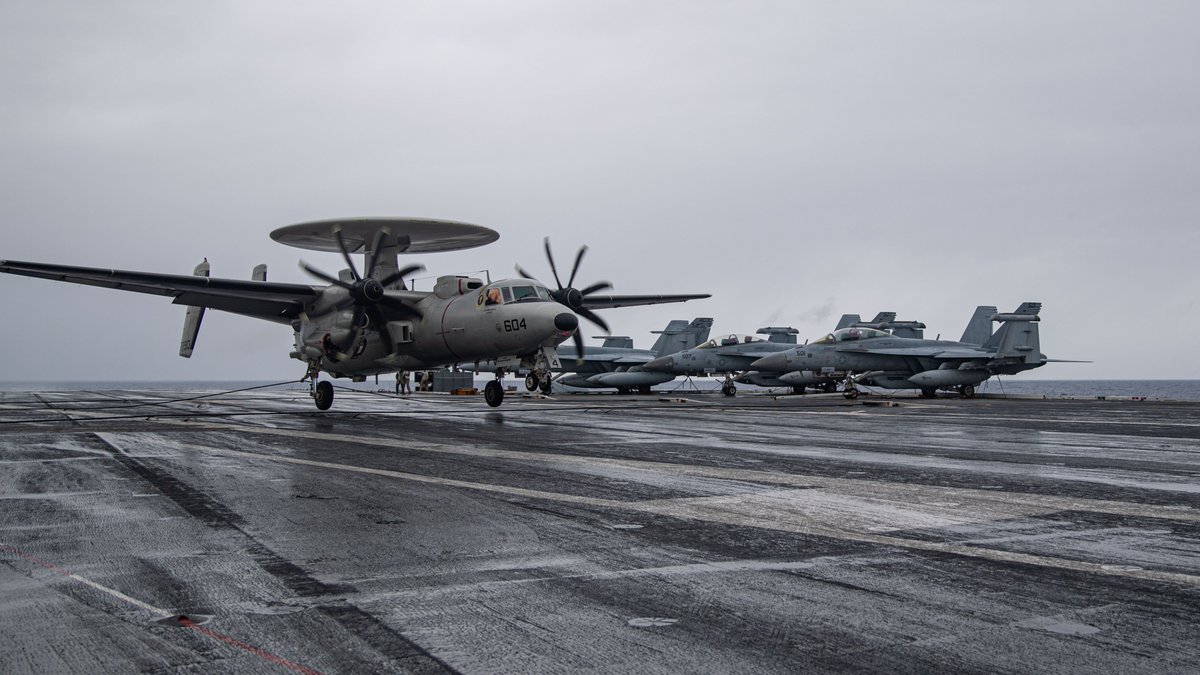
xmin=459 ymin=317 xmax=713 ymax=394
xmin=750 ymin=303 xmax=1059 ymax=399
xmin=736 ymin=312 xmax=929 ymax=393
xmin=0 ymin=218 xmax=709 ymax=409
xmin=642 ymin=326 xmax=801 ymax=396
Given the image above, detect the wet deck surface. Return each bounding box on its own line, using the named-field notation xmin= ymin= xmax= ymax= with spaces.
xmin=2 ymin=386 xmax=1199 ymax=673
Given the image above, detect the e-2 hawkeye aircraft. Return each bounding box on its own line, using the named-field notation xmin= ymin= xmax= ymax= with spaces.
xmin=0 ymin=218 xmax=710 ymax=409
xmin=750 ymin=303 xmax=1074 ymax=399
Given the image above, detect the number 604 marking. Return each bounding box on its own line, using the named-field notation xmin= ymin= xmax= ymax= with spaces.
xmin=503 ymin=318 xmax=527 ymax=332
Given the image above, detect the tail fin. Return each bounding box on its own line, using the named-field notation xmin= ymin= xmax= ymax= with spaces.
xmin=866 ymin=312 xmax=897 ymax=325
xmin=959 ymin=305 xmax=998 ymax=345
xmin=983 ymin=302 xmax=1042 ymax=363
xmin=650 ymin=317 xmax=714 ymax=356
xmin=179 ymin=259 xmax=210 ymax=358
xmin=835 ymin=314 xmax=861 ymax=330
xmin=757 ymin=326 xmax=800 ymax=344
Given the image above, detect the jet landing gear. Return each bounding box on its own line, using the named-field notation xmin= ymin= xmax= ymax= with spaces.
xmin=485 ymin=369 xmax=506 ymax=407
xmin=721 ymin=375 xmax=737 ymax=397
xmin=959 ymin=384 xmax=976 ymax=399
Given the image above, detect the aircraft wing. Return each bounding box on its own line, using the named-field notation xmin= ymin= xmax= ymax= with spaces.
xmin=0 ymin=259 xmax=319 ymax=324
xmin=842 ymin=345 xmax=993 ymax=359
xmin=582 ymin=294 xmax=710 ymax=309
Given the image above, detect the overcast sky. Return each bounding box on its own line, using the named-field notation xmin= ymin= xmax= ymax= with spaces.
xmin=1 ymin=1 xmax=1197 ymax=381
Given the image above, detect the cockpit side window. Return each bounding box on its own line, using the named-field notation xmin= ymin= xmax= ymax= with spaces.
xmin=511 ymin=286 xmax=539 ymax=302
xmin=501 ymin=287 xmax=513 ymax=303
xmin=536 ymin=286 xmax=552 ymax=300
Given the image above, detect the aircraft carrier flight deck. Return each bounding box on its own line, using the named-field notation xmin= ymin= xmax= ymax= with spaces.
xmin=2 ymin=387 xmax=1198 ymax=673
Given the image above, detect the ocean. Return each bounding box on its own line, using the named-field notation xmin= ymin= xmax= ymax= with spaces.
xmin=1 ymin=379 xmax=1198 ymax=401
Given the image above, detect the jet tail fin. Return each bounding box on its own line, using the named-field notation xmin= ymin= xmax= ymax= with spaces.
xmin=835 ymin=314 xmax=861 ymax=330
xmin=600 ymin=336 xmax=634 ymax=349
xmin=983 ymin=302 xmax=1042 ymax=364
xmin=756 ymin=326 xmax=800 ymax=344
xmin=178 ymin=259 xmax=210 ymax=358
xmin=650 ymin=317 xmax=713 ymax=356
xmin=959 ymin=305 xmax=998 ymax=345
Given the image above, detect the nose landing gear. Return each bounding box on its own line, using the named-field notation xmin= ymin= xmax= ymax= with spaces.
xmin=485 ymin=369 xmax=506 ymax=407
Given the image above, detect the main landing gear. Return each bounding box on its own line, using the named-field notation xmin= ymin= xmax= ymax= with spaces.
xmin=485 ymin=369 xmax=506 ymax=407
xmin=721 ymin=374 xmax=737 ymax=397
xmin=304 ymin=363 xmax=334 ymax=411
xmin=959 ymin=384 xmax=976 ymax=398
xmin=525 ymin=372 xmax=552 ymax=395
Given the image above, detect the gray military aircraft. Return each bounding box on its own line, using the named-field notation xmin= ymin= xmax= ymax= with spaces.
xmin=736 ymin=312 xmax=928 ymax=393
xmin=461 ymin=317 xmax=714 ymax=394
xmin=642 ymin=326 xmax=801 ymax=396
xmin=751 ymin=303 xmax=1055 ymax=398
xmin=0 ymin=218 xmax=709 ymax=409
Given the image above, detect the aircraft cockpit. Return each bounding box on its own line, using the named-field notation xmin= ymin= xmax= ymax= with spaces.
xmin=480 ymin=280 xmax=555 ymax=306
xmin=812 ymin=327 xmax=890 ymax=344
xmin=696 ymin=334 xmax=767 ymax=349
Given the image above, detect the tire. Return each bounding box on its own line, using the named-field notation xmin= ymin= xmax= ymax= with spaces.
xmin=314 ymin=381 xmax=334 ymax=410
xmin=961 ymin=384 xmax=975 ymax=398
xmin=722 ymin=384 xmax=736 ymax=397
xmin=539 ymin=380 xmax=552 ymax=395
xmin=484 ymin=380 xmax=504 ymax=407
xmin=823 ymin=382 xmax=836 ymax=393
xmin=792 ymin=386 xmax=805 ymax=395
xmin=843 ymin=389 xmax=859 ymax=400
xmin=921 ymin=388 xmax=937 ymax=398
xmin=524 ymin=374 xmax=537 ymax=391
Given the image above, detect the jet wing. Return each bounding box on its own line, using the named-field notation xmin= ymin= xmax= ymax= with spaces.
xmin=840 ymin=345 xmax=992 ymax=359
xmin=582 ymin=294 xmax=710 ymax=309
xmin=0 ymin=259 xmax=319 ymax=324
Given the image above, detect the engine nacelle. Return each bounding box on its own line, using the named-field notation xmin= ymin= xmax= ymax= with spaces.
xmin=907 ymin=369 xmax=989 ymax=387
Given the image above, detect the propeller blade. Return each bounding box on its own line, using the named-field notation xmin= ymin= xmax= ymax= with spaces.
xmin=515 ymin=264 xmax=539 ymax=282
xmin=566 ymin=245 xmax=588 ymax=289
xmin=379 ymin=295 xmax=423 ymax=320
xmin=378 ymin=263 xmax=425 ymax=288
xmin=576 ymin=306 xmax=610 ymax=334
xmin=543 ymin=237 xmax=563 ymax=289
xmin=366 ymin=305 xmax=393 ymax=352
xmin=572 ymin=328 xmax=586 ymax=365
xmin=299 ymin=261 xmax=353 ymax=290
xmin=364 ymin=227 xmax=389 ymax=279
xmin=579 ymin=280 xmax=612 ymax=296
xmin=333 ymin=226 xmax=361 ymax=282
xmin=339 ymin=305 xmax=366 ymax=353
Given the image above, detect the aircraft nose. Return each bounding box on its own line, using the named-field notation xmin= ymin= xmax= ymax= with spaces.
xmin=644 ymin=356 xmax=674 ymax=371
xmin=751 ymin=353 xmax=787 ymax=371
xmin=554 ymin=312 xmax=578 ymax=332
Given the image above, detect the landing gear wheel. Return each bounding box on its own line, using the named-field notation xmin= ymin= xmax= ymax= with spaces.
xmin=721 ymin=384 xmax=737 ymax=397
xmin=314 ymin=381 xmax=334 ymax=410
xmin=524 ymin=374 xmax=537 ymax=391
xmin=843 ymin=388 xmax=859 ymax=400
xmin=960 ymin=384 xmax=975 ymax=398
xmin=484 ymin=380 xmax=505 ymax=407
xmin=921 ymin=388 xmax=937 ymax=399
xmin=539 ymin=377 xmax=552 ymax=395
xmin=792 ymin=386 xmax=806 ymax=395
xmin=823 ymin=382 xmax=837 ymax=393
xmin=638 ymin=385 xmax=652 ymax=395
xmin=617 ymin=386 xmax=631 ymax=395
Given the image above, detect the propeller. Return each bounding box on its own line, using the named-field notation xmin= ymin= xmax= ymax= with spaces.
xmin=516 ymin=237 xmax=613 ymax=362
xmin=299 ymin=225 xmax=424 ymax=356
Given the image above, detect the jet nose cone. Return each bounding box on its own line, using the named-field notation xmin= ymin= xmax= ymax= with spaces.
xmin=554 ymin=312 xmax=578 ymax=332
xmin=644 ymin=356 xmax=674 ymax=371
xmin=751 ymin=353 xmax=787 ymax=371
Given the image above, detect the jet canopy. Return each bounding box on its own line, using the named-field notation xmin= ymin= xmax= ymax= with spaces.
xmin=812 ymin=327 xmax=890 ymax=344
xmin=480 ymin=280 xmax=555 ymax=306
xmin=696 ymin=334 xmax=768 ymax=349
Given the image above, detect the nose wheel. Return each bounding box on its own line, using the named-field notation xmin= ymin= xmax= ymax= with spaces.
xmin=485 ymin=369 xmax=506 ymax=407
xmin=313 ymin=380 xmax=334 ymax=410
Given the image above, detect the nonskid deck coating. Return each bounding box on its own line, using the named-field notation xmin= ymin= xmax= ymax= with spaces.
xmin=1 ymin=387 xmax=1198 ymax=673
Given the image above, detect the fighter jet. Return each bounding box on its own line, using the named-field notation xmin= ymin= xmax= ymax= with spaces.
xmin=462 ymin=317 xmax=714 ymax=394
xmin=750 ymin=303 xmax=1053 ymax=398
xmin=642 ymin=326 xmax=801 ymax=396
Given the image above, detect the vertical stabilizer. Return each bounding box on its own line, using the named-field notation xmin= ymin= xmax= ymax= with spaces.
xmin=650 ymin=317 xmax=713 ymax=356
xmin=984 ymin=302 xmax=1042 ymax=364
xmin=179 ymin=259 xmax=210 ymax=358
xmin=866 ymin=312 xmax=897 ymax=325
xmin=757 ymin=326 xmax=801 ymax=344
xmin=600 ymin=336 xmax=634 ymax=349
xmin=959 ymin=305 xmax=998 ymax=345
xmin=835 ymin=314 xmax=861 ymax=330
